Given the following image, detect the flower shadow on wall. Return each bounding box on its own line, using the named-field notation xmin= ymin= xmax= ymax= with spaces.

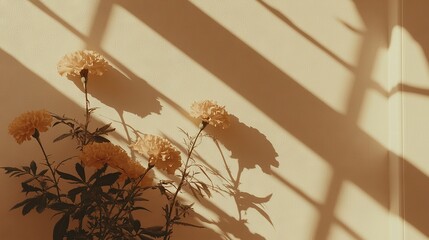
xmin=206 ymin=115 xmax=278 ymax=221
xmin=63 ymin=60 xmax=162 ymax=133
xmin=173 ymin=115 xmax=279 ymax=240
xmin=117 ymin=113 xmax=277 ymax=240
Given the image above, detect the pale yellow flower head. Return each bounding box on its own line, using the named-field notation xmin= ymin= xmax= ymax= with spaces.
xmin=80 ymin=142 xmax=152 ymax=184
xmin=190 ymin=100 xmax=230 ymax=129
xmin=57 ymin=50 xmax=109 ymax=78
xmin=120 ymin=160 xmax=154 ymax=187
xmin=80 ymin=142 xmax=130 ymax=169
xmin=131 ymin=134 xmax=182 ymax=174
xmin=8 ymin=110 xmax=53 ymax=144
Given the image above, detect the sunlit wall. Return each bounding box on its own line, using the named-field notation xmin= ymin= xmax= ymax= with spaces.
xmin=0 ymin=1 xmax=424 ymax=239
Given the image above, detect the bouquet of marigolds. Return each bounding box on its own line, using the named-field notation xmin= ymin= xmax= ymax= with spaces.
xmin=4 ymin=50 xmax=231 ymax=240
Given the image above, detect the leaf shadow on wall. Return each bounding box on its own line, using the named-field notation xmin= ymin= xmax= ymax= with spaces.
xmin=114 ymin=1 xmax=390 ymax=240
xmin=174 ymin=115 xmax=278 ymax=240
xmin=206 ymin=115 xmax=278 ymax=223
xmin=66 ymin=66 xmax=162 ymax=143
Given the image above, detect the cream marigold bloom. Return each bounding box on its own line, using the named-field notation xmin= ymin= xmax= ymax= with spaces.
xmin=80 ymin=142 xmax=130 ymax=169
xmin=57 ymin=50 xmax=109 ymax=78
xmin=190 ymin=100 xmax=230 ymax=129
xmin=80 ymin=143 xmax=152 ymax=185
xmin=8 ymin=110 xmax=53 ymax=144
xmin=119 ymin=160 xmax=154 ymax=187
xmin=131 ymin=134 xmax=182 ymax=174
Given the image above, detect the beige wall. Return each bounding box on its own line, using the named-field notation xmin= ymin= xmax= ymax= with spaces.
xmin=0 ymin=1 xmax=425 ymax=239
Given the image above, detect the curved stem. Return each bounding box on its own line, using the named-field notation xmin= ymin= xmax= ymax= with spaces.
xmin=35 ymin=136 xmax=62 ymax=202
xmin=163 ymin=122 xmax=207 ymax=240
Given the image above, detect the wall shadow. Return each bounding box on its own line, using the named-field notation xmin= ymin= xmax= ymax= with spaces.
xmin=114 ymin=4 xmax=390 ymax=240
xmin=0 ymin=50 xmax=109 ymax=239
xmin=67 ymin=67 xmax=161 ymax=120
xmin=22 ymin=0 xmax=429 ymax=239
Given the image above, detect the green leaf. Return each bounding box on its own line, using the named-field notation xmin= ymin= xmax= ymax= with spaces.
xmin=57 ymin=170 xmax=81 ymax=183
xmin=53 ymin=214 xmax=69 ymax=240
xmin=92 ymin=135 xmax=110 ymax=143
xmin=36 ymin=196 xmax=47 ymax=213
xmin=68 ymin=186 xmax=86 ymax=202
xmin=11 ymin=198 xmax=35 ymax=210
xmin=30 ymin=161 xmax=37 ymax=175
xmin=140 ymin=226 xmax=166 ymax=238
xmin=53 ymin=133 xmax=72 ymax=142
xmin=88 ymin=164 xmax=107 ymax=182
xmin=138 ymin=234 xmax=155 ymax=240
xmin=22 ymin=197 xmax=39 ymax=215
xmin=94 ymin=172 xmax=121 ymax=187
xmin=133 ymin=219 xmax=141 ymax=232
xmin=49 ymin=202 xmax=75 ymax=212
xmin=38 ymin=169 xmax=49 ymax=176
xmin=21 ymin=182 xmax=42 ymax=193
xmin=2 ymin=167 xmax=24 ymax=176
xmin=75 ymin=163 xmax=85 ymax=182
xmin=22 ymin=166 xmax=30 ymax=173
xmin=174 ymin=221 xmax=205 ymax=228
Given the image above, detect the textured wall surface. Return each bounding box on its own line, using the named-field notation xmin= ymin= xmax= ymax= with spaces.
xmin=0 ymin=0 xmax=425 ymax=239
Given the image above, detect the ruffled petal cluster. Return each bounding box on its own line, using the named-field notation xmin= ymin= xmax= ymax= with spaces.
xmin=131 ymin=134 xmax=182 ymax=174
xmin=57 ymin=50 xmax=109 ymax=78
xmin=8 ymin=110 xmax=53 ymax=144
xmin=80 ymin=143 xmax=152 ymax=185
xmin=190 ymin=100 xmax=230 ymax=129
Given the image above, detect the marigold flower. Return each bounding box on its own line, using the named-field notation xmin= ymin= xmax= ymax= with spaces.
xmin=57 ymin=50 xmax=109 ymax=78
xmin=80 ymin=142 xmax=129 ymax=169
xmin=80 ymin=143 xmax=152 ymax=185
xmin=120 ymin=160 xmax=154 ymax=187
xmin=131 ymin=134 xmax=182 ymax=174
xmin=8 ymin=110 xmax=53 ymax=144
xmin=190 ymin=100 xmax=230 ymax=129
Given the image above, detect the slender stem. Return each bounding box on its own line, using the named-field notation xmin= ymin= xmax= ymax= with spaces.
xmin=80 ymin=69 xmax=90 ymax=148
xmin=35 ymin=135 xmax=62 ymax=202
xmin=100 ymin=165 xmax=154 ymax=239
xmin=163 ymin=122 xmax=207 ymax=240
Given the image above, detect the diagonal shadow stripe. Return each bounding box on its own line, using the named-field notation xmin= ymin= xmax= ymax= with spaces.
xmin=118 ymin=0 xmax=389 ymax=208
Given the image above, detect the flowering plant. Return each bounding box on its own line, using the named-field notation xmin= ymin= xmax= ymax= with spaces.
xmin=3 ymin=50 xmax=231 ymax=240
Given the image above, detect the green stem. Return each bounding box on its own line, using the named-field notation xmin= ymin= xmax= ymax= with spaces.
xmin=80 ymin=69 xmax=90 ymax=148
xmin=163 ymin=122 xmax=207 ymax=240
xmin=34 ymin=135 xmax=62 ymax=202
xmin=100 ymin=165 xmax=154 ymax=239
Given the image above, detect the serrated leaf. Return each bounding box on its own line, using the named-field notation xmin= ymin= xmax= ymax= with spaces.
xmin=94 ymin=172 xmax=121 ymax=187
xmin=75 ymin=163 xmax=85 ymax=182
xmin=57 ymin=170 xmax=81 ymax=183
xmin=53 ymin=214 xmax=69 ymax=240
